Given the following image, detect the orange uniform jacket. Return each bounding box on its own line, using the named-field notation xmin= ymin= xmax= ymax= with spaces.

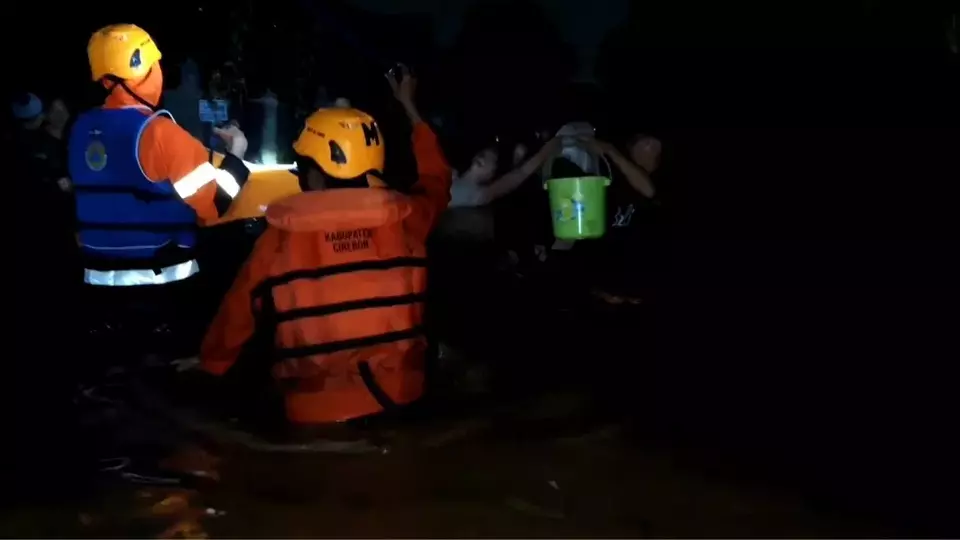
xmin=105 ymin=89 xmax=227 ymax=225
xmin=200 ymin=123 xmax=452 ymax=424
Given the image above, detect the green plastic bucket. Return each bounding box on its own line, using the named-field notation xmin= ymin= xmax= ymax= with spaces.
xmin=544 ymin=175 xmax=612 ymax=240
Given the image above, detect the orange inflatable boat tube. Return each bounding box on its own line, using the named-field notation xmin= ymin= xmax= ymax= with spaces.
xmin=208 ymin=152 xmax=302 ymax=224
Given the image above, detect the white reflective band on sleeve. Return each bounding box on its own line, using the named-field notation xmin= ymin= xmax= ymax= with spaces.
xmin=83 ymin=259 xmax=199 ymax=286
xmin=244 ymin=161 xmax=296 ymax=173
xmin=213 ymin=168 xmax=241 ymax=198
xmin=173 ymin=163 xmax=240 ymax=199
xmin=174 ymin=163 xmax=218 ymax=198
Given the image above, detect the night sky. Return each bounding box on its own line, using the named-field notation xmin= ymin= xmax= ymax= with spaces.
xmin=343 ymin=0 xmax=629 ymax=79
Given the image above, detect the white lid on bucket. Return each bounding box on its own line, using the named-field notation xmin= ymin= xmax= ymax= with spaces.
xmin=542 ymin=122 xmax=610 ymax=181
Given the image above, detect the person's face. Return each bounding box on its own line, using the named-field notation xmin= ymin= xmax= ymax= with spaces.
xmin=467 ymin=148 xmax=498 ymax=182
xmin=46 ymin=100 xmax=70 ymax=131
xmin=139 ymin=63 xmax=164 ymax=106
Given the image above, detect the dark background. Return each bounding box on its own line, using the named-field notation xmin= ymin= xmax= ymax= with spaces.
xmin=10 ymin=0 xmax=960 ymax=534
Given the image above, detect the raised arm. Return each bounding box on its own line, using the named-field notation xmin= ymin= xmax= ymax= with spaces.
xmin=387 ymin=66 xmax=453 ymax=241
xmin=587 ymin=138 xmax=656 ymax=199
xmin=473 ymin=137 xmax=562 ymax=206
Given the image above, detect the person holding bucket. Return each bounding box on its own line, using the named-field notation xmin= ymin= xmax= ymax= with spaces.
xmin=540 ymin=123 xmax=664 ymax=302
xmin=580 ymin=133 xmax=665 ymax=305
xmin=542 ymin=124 xmax=658 ymax=241
xmin=583 ymin=134 xmax=658 ymax=200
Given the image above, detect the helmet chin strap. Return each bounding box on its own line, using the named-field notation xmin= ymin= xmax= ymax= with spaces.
xmin=295 ymin=155 xmax=382 ymax=191
xmin=104 ymin=75 xmax=158 ymax=110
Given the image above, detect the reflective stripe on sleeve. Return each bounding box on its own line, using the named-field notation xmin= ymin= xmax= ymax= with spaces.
xmin=212 ymin=168 xmax=241 ymax=198
xmin=173 ymin=163 xmax=240 ymax=199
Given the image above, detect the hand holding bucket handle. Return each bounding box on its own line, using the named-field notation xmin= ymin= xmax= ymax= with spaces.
xmin=577 ymin=137 xmax=614 ymax=185
xmin=598 ymin=153 xmax=613 ymax=186
xmin=541 ymin=134 xmax=612 ymax=185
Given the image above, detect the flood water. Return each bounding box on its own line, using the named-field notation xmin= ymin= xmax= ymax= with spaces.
xmin=3 ymin=379 xmax=885 ymax=538
xmin=3 ymin=262 xmax=903 ymax=538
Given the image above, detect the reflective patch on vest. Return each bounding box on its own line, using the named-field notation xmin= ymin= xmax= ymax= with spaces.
xmin=325 ymin=228 xmax=373 ymax=253
xmin=85 ymin=140 xmax=108 ymax=171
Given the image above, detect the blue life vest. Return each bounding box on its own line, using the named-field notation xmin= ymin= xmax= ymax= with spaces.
xmin=68 ymin=107 xmax=198 ymax=269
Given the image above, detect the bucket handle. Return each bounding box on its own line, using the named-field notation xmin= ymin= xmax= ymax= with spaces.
xmin=599 ymin=154 xmax=613 ymax=186
xmin=541 ymin=152 xmax=614 ymax=190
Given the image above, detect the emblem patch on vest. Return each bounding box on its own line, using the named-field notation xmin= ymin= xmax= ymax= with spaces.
xmin=85 ymin=140 xmax=108 ymax=171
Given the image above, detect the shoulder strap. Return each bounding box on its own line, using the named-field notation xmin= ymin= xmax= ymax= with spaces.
xmin=151 ymin=109 xmax=176 ymax=123
xmin=133 ymin=109 xmax=177 ymax=181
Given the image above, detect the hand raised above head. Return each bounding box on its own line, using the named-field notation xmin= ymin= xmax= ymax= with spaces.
xmin=386 ymin=64 xmax=417 ymax=105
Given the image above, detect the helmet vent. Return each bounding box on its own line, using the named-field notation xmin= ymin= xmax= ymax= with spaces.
xmin=329 ymin=141 xmax=348 ymax=165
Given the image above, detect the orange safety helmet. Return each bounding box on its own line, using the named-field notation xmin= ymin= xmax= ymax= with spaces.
xmin=293 ymin=107 xmax=386 ymax=186
xmin=87 ymin=24 xmax=162 ymax=82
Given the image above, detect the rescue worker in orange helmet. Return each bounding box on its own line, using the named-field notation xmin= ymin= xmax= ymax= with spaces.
xmin=199 ymin=68 xmax=453 ymax=425
xmin=69 ymin=24 xmax=250 ymax=290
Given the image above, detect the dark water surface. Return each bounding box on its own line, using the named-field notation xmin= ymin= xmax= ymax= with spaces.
xmin=4 ymin=395 xmax=884 ymax=538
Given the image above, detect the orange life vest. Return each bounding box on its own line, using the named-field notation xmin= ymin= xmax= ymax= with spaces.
xmin=210 ymin=188 xmax=426 ymax=423
xmin=202 ymin=121 xmax=453 ymax=424
xmin=247 ymin=188 xmax=427 ymax=424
